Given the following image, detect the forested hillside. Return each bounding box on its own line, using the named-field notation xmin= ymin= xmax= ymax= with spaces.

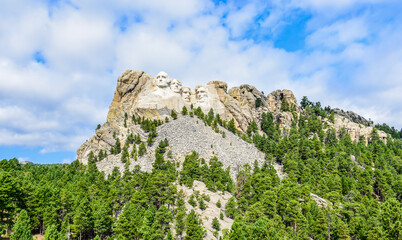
xmin=1 ymin=100 xmax=401 ymax=240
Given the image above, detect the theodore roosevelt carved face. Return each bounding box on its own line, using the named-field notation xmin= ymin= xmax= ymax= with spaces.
xmin=181 ymin=87 xmax=191 ymax=102
xmin=155 ymin=71 xmax=170 ymax=88
xmin=170 ymin=79 xmax=182 ymax=93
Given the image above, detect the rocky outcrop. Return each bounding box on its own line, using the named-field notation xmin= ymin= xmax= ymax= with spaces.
xmin=332 ymin=108 xmax=372 ymax=126
xmin=104 ymin=70 xmax=298 ymax=134
xmin=267 ymin=89 xmax=299 ymax=113
xmin=327 ymin=114 xmax=387 ymax=144
xmin=107 ymin=70 xmax=152 ymax=123
xmin=310 ymin=193 xmax=332 ymax=208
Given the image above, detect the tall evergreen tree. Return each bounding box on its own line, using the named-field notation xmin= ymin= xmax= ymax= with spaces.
xmin=10 ymin=210 xmax=33 ymax=240
xmin=185 ymin=210 xmax=205 ymax=240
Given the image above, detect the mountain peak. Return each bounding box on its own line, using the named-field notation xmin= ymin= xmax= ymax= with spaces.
xmin=106 ymin=69 xmax=298 ymax=132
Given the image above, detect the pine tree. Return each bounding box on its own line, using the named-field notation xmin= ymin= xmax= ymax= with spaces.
xmin=182 ymin=106 xmax=188 ymax=115
xmin=212 ymin=217 xmax=220 ymax=231
xmin=250 ymin=218 xmax=268 ymax=239
xmin=10 ymin=210 xmax=33 ymax=240
xmin=93 ymin=202 xmax=113 ymax=238
xmin=381 ymin=197 xmax=401 ymax=239
xmin=198 ymin=198 xmax=207 ymax=210
xmin=0 ymin=171 xmax=20 ymax=235
xmin=255 ymin=98 xmax=262 ymax=108
xmin=216 ymin=199 xmax=222 ymax=208
xmin=138 ymin=142 xmax=147 ymax=156
xmin=115 ymin=202 xmax=142 ymax=239
xmin=171 ymin=110 xmax=178 ymax=120
xmin=185 ymin=210 xmax=205 ymax=240
xmin=151 ymin=205 xmax=172 ymax=238
xmin=280 ymin=98 xmax=290 ymax=112
xmin=44 ymin=224 xmax=61 ymax=240
xmin=227 ymin=119 xmax=236 ymax=133
xmin=313 ymin=210 xmax=328 ymax=240
xmin=72 ymin=197 xmax=93 ymax=239
xmin=175 ymin=197 xmax=187 ymax=238
xmin=225 ymin=197 xmax=237 ymax=219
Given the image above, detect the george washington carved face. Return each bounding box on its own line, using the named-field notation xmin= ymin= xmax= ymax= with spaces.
xmin=155 ymin=71 xmax=170 ymax=88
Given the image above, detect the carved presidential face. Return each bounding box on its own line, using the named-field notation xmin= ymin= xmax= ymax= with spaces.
xmin=196 ymin=86 xmax=208 ymax=103
xmin=170 ymin=79 xmax=182 ymax=93
xmin=181 ymin=87 xmax=191 ymax=102
xmin=155 ymin=71 xmax=170 ymax=88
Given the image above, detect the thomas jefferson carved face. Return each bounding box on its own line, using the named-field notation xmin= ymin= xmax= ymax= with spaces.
xmin=155 ymin=71 xmax=170 ymax=88
xmin=181 ymin=87 xmax=191 ymax=102
xmin=196 ymin=86 xmax=208 ymax=103
xmin=170 ymin=79 xmax=182 ymax=93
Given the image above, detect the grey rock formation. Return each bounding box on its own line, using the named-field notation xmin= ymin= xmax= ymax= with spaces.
xmin=85 ymin=116 xmax=277 ymax=179
xmin=326 ymin=114 xmax=387 ymax=144
xmin=266 ymin=89 xmax=299 ymax=113
xmin=332 ymin=108 xmax=373 ymax=126
xmin=310 ymin=193 xmax=332 ymax=208
xmin=105 ymin=70 xmax=299 ymax=134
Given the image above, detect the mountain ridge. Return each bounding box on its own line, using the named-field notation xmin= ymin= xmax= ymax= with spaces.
xmin=77 ymin=69 xmax=388 ymax=169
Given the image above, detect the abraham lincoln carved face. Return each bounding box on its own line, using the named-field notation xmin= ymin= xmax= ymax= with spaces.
xmin=196 ymin=86 xmax=208 ymax=103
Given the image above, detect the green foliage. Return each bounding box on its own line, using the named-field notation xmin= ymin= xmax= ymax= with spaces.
xmin=212 ymin=217 xmax=220 ymax=231
xmin=247 ymin=121 xmax=258 ymax=136
xmin=255 ymin=98 xmax=262 ymax=108
xmin=138 ymin=142 xmax=147 ymax=156
xmin=280 ymin=98 xmax=290 ymax=112
xmin=110 ymin=138 xmax=121 ymax=154
xmin=198 ymin=198 xmax=207 ymax=210
xmin=10 ymin=210 xmax=33 ymax=240
xmin=227 ymin=119 xmax=236 ymax=133
xmin=300 ymin=96 xmax=311 ymax=109
xmin=44 ymin=224 xmax=61 ymax=240
xmin=167 ymin=150 xmax=173 ymax=159
xmin=188 ymin=194 xmax=197 ymax=207
xmin=175 ymin=193 xmax=187 ymax=237
xmin=216 ymin=199 xmax=221 ymax=208
xmin=182 ymin=106 xmax=188 ymax=115
xmin=179 ymin=153 xmax=233 ymax=192
xmin=328 ymin=112 xmax=335 ymax=123
xmin=171 ymin=110 xmax=178 ymax=119
xmin=225 ymin=197 xmax=237 ymax=219
xmin=185 ymin=210 xmax=205 ymax=240
xmin=375 ymin=123 xmax=402 ymax=139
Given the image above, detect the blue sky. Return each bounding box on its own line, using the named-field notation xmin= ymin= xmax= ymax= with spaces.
xmin=0 ymin=0 xmax=401 ymax=164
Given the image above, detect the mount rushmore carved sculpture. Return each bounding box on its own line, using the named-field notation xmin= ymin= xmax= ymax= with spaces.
xmin=103 ymin=69 xmax=386 ymax=143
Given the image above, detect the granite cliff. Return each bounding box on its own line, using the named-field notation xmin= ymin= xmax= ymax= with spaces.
xmin=77 ymin=69 xmax=387 ymax=171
